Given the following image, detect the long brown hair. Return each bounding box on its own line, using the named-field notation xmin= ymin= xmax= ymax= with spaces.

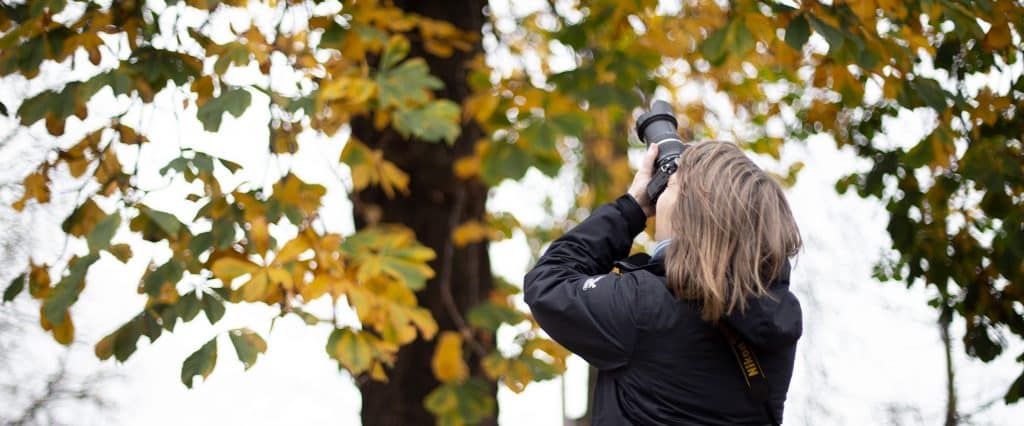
xmin=664 ymin=141 xmax=802 ymax=322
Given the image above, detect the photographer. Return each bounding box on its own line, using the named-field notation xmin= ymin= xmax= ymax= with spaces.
xmin=524 ymin=140 xmax=803 ymax=425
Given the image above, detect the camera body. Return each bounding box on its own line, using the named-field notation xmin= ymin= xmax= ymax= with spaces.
xmin=635 ymin=100 xmax=687 ymax=203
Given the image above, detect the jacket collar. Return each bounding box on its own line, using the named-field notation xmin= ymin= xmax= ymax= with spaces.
xmin=613 ymin=252 xmax=666 ymax=276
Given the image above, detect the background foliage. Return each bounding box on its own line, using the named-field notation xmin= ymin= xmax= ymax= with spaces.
xmin=1 ymin=0 xmax=1022 ymax=424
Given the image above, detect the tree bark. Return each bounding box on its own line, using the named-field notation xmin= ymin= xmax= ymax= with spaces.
xmin=352 ymin=1 xmax=494 ymax=425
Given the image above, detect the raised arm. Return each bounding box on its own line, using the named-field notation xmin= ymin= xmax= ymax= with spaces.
xmin=523 ymin=194 xmax=649 ymax=370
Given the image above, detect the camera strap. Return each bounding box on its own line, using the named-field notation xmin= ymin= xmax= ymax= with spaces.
xmin=717 ymin=322 xmax=780 ymax=426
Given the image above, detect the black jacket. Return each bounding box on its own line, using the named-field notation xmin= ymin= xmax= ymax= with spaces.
xmin=524 ymin=195 xmax=802 ymax=425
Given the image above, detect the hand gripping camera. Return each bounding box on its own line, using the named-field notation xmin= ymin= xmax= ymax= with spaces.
xmin=634 ymin=100 xmax=687 ymax=203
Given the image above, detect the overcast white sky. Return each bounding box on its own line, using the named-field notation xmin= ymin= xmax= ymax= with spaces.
xmin=2 ymin=0 xmax=1024 ymax=425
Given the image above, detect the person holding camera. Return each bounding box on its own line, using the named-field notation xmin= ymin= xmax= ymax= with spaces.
xmin=523 ymin=107 xmax=803 ymax=425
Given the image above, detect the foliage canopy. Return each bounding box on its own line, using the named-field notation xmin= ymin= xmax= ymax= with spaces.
xmin=2 ymin=0 xmax=1023 ymax=422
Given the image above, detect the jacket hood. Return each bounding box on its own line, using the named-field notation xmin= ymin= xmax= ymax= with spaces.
xmin=616 ymin=255 xmax=803 ymax=352
xmin=722 ymin=260 xmax=803 ymax=351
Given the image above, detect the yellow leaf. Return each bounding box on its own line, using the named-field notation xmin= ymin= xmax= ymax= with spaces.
xmin=272 ymin=234 xmax=311 ymax=266
xmin=319 ymin=77 xmax=377 ymax=104
xmin=382 ymin=306 xmax=418 ymax=345
xmin=453 ymin=155 xmax=480 ymax=179
xmin=107 ymin=243 xmax=133 ymax=263
xmin=983 ymin=18 xmax=1011 ymax=51
xmin=849 ymin=0 xmax=878 ymax=22
xmin=508 ymin=359 xmax=533 ymax=393
xmin=481 ymin=352 xmax=507 ymax=380
xmin=63 ymin=198 xmax=105 ymax=237
xmin=153 ymin=282 xmax=180 ymax=305
xmin=13 ymin=170 xmax=51 ymax=211
xmin=451 ymin=220 xmax=494 ymax=247
xmin=29 ymin=262 xmax=51 ymax=299
xmin=340 ymin=139 xmax=409 ymax=198
xmin=356 ymin=253 xmax=384 ymax=283
xmin=115 ymin=124 xmax=148 ymax=145
xmin=406 ymin=306 xmax=438 ymax=340
xmin=95 ymin=331 xmax=115 ymax=360
xmin=266 ymin=267 xmax=293 ymax=291
xmin=370 ymin=360 xmax=389 ymax=382
xmin=877 ymin=0 xmax=908 ymax=19
xmin=431 ymin=331 xmax=468 ymax=383
xmin=238 ymin=270 xmax=270 ymax=302
xmin=742 ymin=12 xmax=775 ymax=41
xmin=524 ymin=338 xmax=570 ymax=373
xmin=40 ymin=309 xmax=74 ymax=345
xmin=249 ymin=216 xmax=269 ymax=256
xmin=272 ymin=173 xmax=326 ymax=214
xmin=883 ymin=76 xmax=901 ymax=100
xmin=462 ymin=92 xmax=499 ymax=124
xmin=302 ymin=273 xmax=330 ymax=301
xmin=211 ymin=257 xmax=260 ymax=282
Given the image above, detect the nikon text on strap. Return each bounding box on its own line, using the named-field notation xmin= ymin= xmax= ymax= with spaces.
xmin=717 ymin=323 xmax=780 ymax=426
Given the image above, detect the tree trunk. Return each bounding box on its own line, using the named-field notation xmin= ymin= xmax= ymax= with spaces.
xmin=940 ymin=308 xmax=958 ymax=426
xmin=352 ymin=1 xmax=494 ymax=425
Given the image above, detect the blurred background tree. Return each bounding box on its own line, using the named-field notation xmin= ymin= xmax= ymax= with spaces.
xmin=1 ymin=0 xmax=1021 ymax=425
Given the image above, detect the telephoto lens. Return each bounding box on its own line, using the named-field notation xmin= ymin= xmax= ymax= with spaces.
xmin=635 ymin=100 xmax=686 ymax=203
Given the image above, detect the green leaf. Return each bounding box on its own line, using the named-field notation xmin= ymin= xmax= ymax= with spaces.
xmin=181 ymin=337 xmax=218 ymax=388
xmin=160 ymin=304 xmax=179 ymax=331
xmin=3 ymin=273 xmax=26 ymax=303
xmin=480 ymin=141 xmax=531 ymax=186
xmin=130 ymin=206 xmax=183 ymax=241
xmin=964 ymin=324 xmax=1003 ymax=362
xmin=1006 ymin=371 xmax=1024 ymax=403
xmin=807 ymin=15 xmax=844 ymax=53
xmin=700 ymin=26 xmax=729 ymax=66
xmin=129 ymin=47 xmax=201 ymax=90
xmin=291 ymin=307 xmax=320 ymax=325
xmin=212 ymin=216 xmax=236 ymax=250
xmin=699 ymin=18 xmax=753 ymax=67
xmin=379 ymin=35 xmax=410 ymax=71
xmin=326 ymin=328 xmax=373 ymax=374
xmin=340 ymin=227 xmax=436 ymax=291
xmin=176 ymin=291 xmax=201 ymax=322
xmin=201 ymin=294 xmax=226 ymax=324
xmin=213 ymin=42 xmax=250 ymax=75
xmin=424 ymin=379 xmax=496 ymax=426
xmin=30 ymin=0 xmax=66 ymax=18
xmin=909 ymin=78 xmax=948 ymax=112
xmin=393 ymin=100 xmax=461 ymax=144
xmin=424 ymin=382 xmax=459 ymax=415
xmin=81 ymin=69 xmax=134 ymax=99
xmin=189 ymin=231 xmax=214 ymax=256
xmin=96 ymin=312 xmax=150 ymax=362
xmin=17 ymin=88 xmax=69 ymax=126
xmin=519 ymin=119 xmax=559 ymax=152
xmin=42 ymin=253 xmax=99 ymax=326
xmin=380 ymin=254 xmax=434 ymax=290
xmin=785 ymin=14 xmax=811 ymax=50
xmin=319 ymin=21 xmax=348 ymax=48
xmin=197 ymin=87 xmax=252 ymax=132
xmin=87 ymin=211 xmax=121 ymax=253
xmin=229 ymin=328 xmax=267 ymax=370
xmin=142 ymin=260 xmax=185 ymax=297
xmin=467 ymin=302 xmax=524 ymax=332
xmin=158 ymin=157 xmax=189 ymax=177
xmin=0 ymin=101 xmax=7 ymax=116
xmin=376 ymin=58 xmax=443 ymax=109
